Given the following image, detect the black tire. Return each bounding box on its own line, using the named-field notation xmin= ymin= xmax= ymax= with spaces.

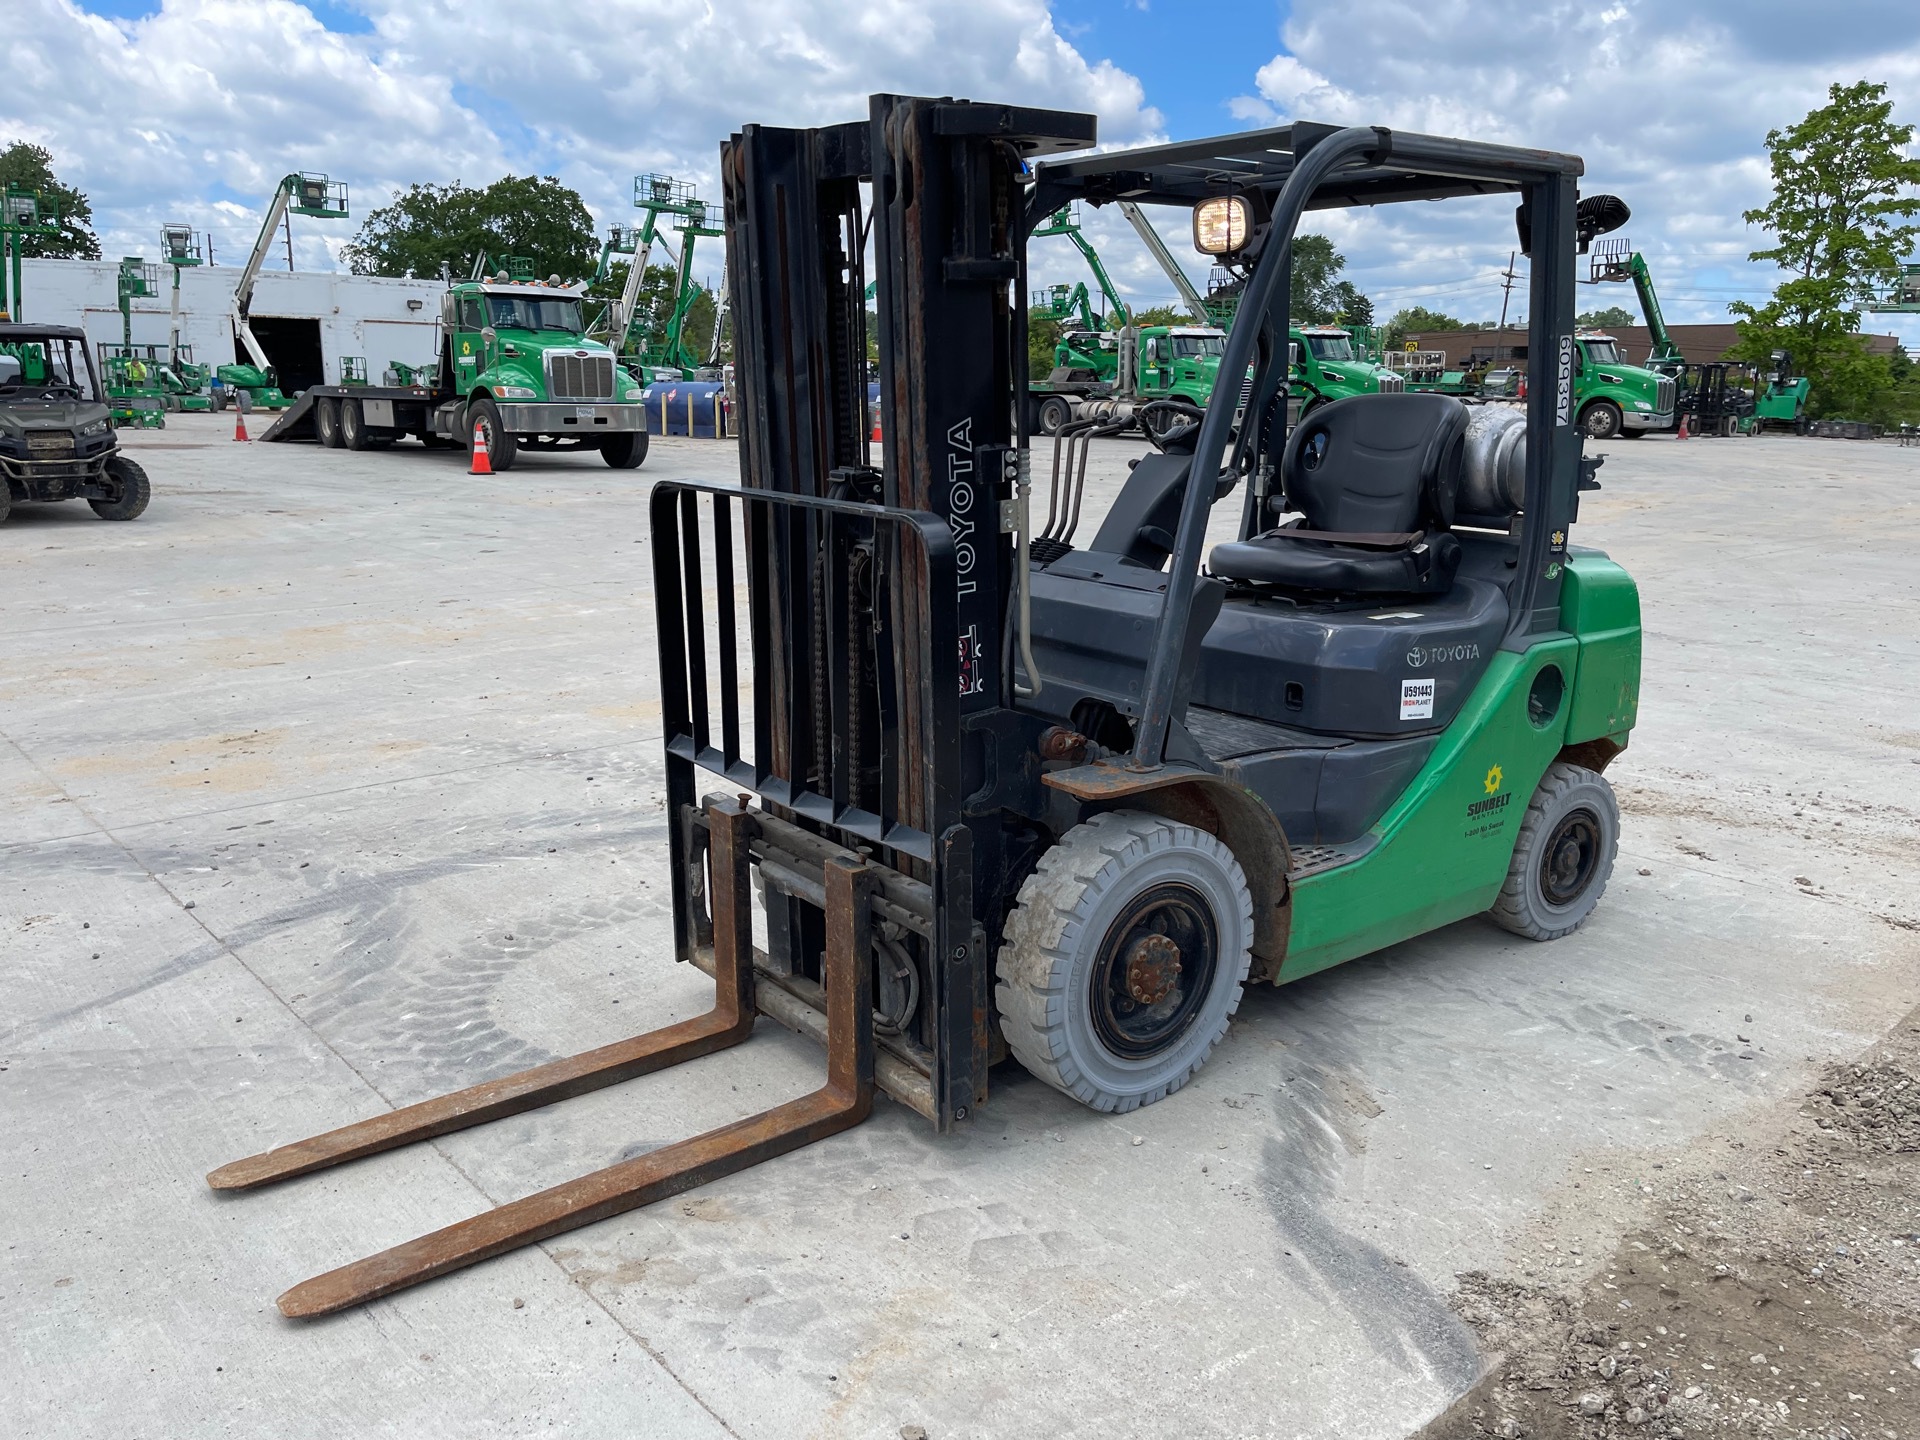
xmin=233 ymin=388 xmax=254 ymax=415
xmin=1580 ymin=401 xmax=1622 ymax=440
xmin=1489 ymin=762 xmax=1620 ymax=941
xmin=601 ymin=431 xmax=648 ymax=469
xmin=1037 ymin=395 xmax=1074 ymax=436
xmin=466 ymin=397 xmax=517 ymax=472
xmin=89 ymin=455 xmax=151 ymax=521
xmin=1794 ymin=417 xmax=1809 ymax=436
xmin=212 ymin=391 xmax=228 ymax=413
xmin=0 ymin=481 xmax=11 ymax=525
xmin=996 ymin=810 xmax=1254 ymax=1113
xmin=315 ymin=397 xmax=342 ymax=448
xmin=1614 ymin=426 xmax=1645 ymax=439
xmin=339 ymin=398 xmax=367 ymax=451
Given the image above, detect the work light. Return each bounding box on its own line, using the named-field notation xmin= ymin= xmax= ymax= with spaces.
xmin=1192 ymin=196 xmax=1250 ymax=255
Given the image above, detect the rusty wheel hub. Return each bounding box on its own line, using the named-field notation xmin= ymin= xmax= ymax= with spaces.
xmin=1124 ymin=933 xmax=1183 ymax=1006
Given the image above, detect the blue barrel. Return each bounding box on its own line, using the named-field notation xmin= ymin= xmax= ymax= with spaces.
xmin=642 ymin=381 xmax=731 ymax=438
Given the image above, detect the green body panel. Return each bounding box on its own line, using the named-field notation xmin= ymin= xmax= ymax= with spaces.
xmin=1048 ymin=324 xmax=1220 ymax=407
xmin=1292 ymin=329 xmax=1400 ymax=404
xmin=1753 ymin=377 xmax=1809 ymax=424
xmin=1277 ymin=553 xmax=1642 ymax=981
xmin=1557 ymin=552 xmax=1641 ymax=742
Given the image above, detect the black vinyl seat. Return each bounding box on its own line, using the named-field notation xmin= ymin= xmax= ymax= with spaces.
xmin=1210 ymin=393 xmax=1469 ymax=597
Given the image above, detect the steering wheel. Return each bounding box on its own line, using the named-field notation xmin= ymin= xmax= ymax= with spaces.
xmin=1139 ymin=398 xmax=1205 ymax=454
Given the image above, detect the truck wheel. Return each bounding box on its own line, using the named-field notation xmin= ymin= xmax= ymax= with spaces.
xmin=1580 ymin=401 xmax=1622 ymax=440
xmin=1489 ymin=762 xmax=1620 ymax=941
xmin=996 ymin=810 xmax=1254 ymax=1113
xmin=1037 ymin=395 xmax=1074 ymax=436
xmin=315 ymin=397 xmax=342 ymax=448
xmin=466 ymin=397 xmax=517 ymax=472
xmin=89 ymin=456 xmax=151 ymax=521
xmin=339 ymin=398 xmax=368 ymax=451
xmin=601 ymin=432 xmax=648 ymax=469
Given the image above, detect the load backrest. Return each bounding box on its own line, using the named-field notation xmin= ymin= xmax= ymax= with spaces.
xmin=1282 ymin=392 xmax=1468 ymax=535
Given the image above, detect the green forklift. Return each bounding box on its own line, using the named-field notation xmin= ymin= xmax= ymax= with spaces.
xmin=209 ymin=102 xmax=1642 ymax=1317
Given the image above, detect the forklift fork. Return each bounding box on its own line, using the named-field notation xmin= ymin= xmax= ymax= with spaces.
xmin=206 ymin=801 xmax=878 ymax=1318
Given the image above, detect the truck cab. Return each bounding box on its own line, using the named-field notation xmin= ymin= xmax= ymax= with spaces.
xmin=1137 ymin=325 xmax=1224 ymax=405
xmin=1572 ymin=330 xmax=1674 ymax=438
xmin=1292 ymin=326 xmax=1404 ymax=408
xmin=432 ymin=277 xmax=649 ymax=468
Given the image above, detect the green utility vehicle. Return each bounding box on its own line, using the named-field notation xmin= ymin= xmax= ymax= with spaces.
xmin=263 ymin=274 xmax=649 ymax=471
xmin=0 ymin=323 xmax=151 ymax=524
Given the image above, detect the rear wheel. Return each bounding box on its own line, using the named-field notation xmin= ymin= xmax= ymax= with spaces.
xmin=339 ymin=398 xmax=368 ymax=451
xmin=212 ymin=391 xmax=229 ymax=412
xmin=233 ymin=388 xmax=254 ymax=415
xmin=1489 ymin=762 xmax=1620 ymax=940
xmin=315 ymin=397 xmax=341 ymax=448
xmin=1037 ymin=395 xmax=1074 ymax=436
xmin=1580 ymin=401 xmax=1622 ymax=440
xmin=89 ymin=455 xmax=151 ymax=521
xmin=601 ymin=431 xmax=648 ymax=469
xmin=466 ymin=397 xmax=517 ymax=472
xmin=996 ymin=810 xmax=1254 ymax=1113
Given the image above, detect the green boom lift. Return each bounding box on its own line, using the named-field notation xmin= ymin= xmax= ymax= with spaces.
xmin=100 ymin=258 xmax=168 ymax=429
xmin=0 ymin=185 xmax=61 ymax=323
xmin=218 ymin=173 xmax=349 ymax=411
xmin=599 ymin=175 xmax=724 ymax=380
xmin=156 ymin=224 xmax=220 ymax=413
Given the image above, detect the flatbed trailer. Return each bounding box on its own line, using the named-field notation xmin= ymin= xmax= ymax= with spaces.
xmin=261 ymin=382 xmax=648 ymax=467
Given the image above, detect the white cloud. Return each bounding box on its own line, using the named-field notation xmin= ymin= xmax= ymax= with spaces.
xmin=1231 ymin=0 xmax=1920 ymax=334
xmin=4 ymin=0 xmax=1160 ymax=282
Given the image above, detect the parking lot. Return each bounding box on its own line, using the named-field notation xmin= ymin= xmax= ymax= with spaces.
xmin=4 ymin=416 xmax=1918 ymax=1439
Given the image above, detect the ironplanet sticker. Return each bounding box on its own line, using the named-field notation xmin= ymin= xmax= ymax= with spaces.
xmin=1400 ymin=678 xmax=1435 ymax=721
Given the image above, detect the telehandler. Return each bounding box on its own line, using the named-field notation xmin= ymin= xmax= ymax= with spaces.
xmin=210 ymin=97 xmax=1642 ymax=1317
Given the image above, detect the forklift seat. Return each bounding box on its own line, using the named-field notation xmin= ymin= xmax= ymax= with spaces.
xmin=1209 ymin=393 xmax=1469 ymax=597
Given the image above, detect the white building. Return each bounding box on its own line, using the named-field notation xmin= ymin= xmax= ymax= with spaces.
xmin=15 ymin=257 xmax=447 ymax=391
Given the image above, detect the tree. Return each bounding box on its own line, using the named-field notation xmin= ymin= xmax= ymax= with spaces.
xmin=1384 ymin=305 xmax=1467 ymax=347
xmin=1576 ymin=305 xmax=1636 ymax=329
xmin=1729 ymin=81 xmax=1920 ymax=417
xmin=1130 ymin=304 xmax=1192 ymax=329
xmin=0 ymin=141 xmax=100 ymax=259
xmin=1290 ymin=234 xmax=1374 ymax=325
xmin=343 ymin=175 xmax=597 ymax=282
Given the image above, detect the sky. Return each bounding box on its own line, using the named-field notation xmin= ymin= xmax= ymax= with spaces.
xmin=9 ymin=0 xmax=1920 ymax=346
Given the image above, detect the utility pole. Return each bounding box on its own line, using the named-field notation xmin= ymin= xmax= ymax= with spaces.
xmin=1496 ymin=250 xmax=1521 ymax=332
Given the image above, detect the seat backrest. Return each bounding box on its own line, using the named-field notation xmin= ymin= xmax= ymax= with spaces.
xmin=1087 ymin=451 xmax=1194 ymax=569
xmin=1282 ymin=393 xmax=1468 ymax=534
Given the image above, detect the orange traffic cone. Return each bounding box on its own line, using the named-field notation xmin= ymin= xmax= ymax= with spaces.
xmin=469 ymin=420 xmax=493 ymax=475
xmin=870 ymin=412 xmax=882 ymax=443
xmin=233 ymin=410 xmax=250 ymax=442
xmin=1676 ymin=413 xmax=1690 ymax=440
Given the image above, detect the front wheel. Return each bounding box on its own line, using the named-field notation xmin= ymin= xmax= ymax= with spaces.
xmin=1580 ymin=401 xmax=1622 ymax=440
xmin=1037 ymin=395 xmax=1074 ymax=436
xmin=89 ymin=455 xmax=151 ymax=521
xmin=233 ymin=388 xmax=254 ymax=415
xmin=996 ymin=811 xmax=1254 ymax=1113
xmin=1489 ymin=762 xmax=1620 ymax=941
xmin=601 ymin=431 xmax=648 ymax=469
xmin=466 ymin=397 xmax=518 ymax=472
